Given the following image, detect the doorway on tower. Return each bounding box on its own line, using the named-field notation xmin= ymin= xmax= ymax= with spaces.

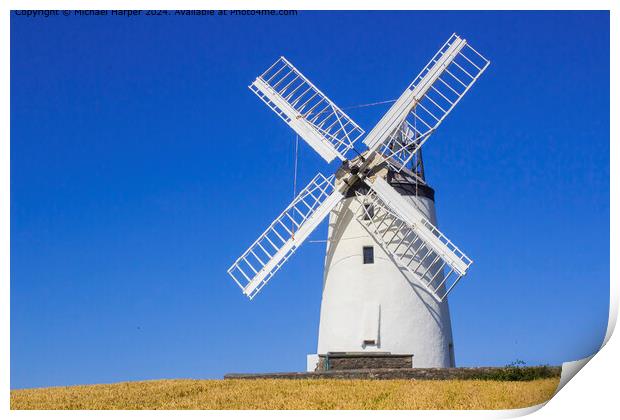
xmin=361 ymin=302 xmax=380 ymax=348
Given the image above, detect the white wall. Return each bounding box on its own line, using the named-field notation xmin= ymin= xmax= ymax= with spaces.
xmin=316 ymin=194 xmax=455 ymax=368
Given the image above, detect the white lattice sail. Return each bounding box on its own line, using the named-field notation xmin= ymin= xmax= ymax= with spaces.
xmin=250 ymin=57 xmax=365 ymax=163
xmin=364 ymin=33 xmax=490 ymax=172
xmin=361 ymin=177 xmax=472 ymax=301
xmin=228 ymin=173 xmax=343 ymax=299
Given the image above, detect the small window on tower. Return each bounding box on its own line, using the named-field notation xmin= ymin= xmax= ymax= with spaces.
xmin=362 ymin=204 xmax=374 ymax=220
xmin=363 ymin=246 xmax=374 ymax=264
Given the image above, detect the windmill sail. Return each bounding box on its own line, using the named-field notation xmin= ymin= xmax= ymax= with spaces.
xmin=228 ymin=173 xmax=343 ymax=299
xmin=250 ymin=57 xmax=365 ymax=163
xmin=362 ymin=177 xmax=472 ymax=301
xmin=364 ymin=34 xmax=490 ymax=171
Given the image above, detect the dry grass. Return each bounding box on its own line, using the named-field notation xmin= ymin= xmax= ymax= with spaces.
xmin=11 ymin=378 xmax=560 ymax=410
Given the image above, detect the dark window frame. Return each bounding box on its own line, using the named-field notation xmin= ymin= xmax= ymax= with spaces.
xmin=363 ymin=246 xmax=374 ymax=264
xmin=362 ymin=204 xmax=374 ymax=220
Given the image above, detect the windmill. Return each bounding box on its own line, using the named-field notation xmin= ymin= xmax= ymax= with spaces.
xmin=228 ymin=34 xmax=489 ymax=370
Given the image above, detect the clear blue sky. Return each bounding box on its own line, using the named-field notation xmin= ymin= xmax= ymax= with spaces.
xmin=11 ymin=11 xmax=609 ymax=389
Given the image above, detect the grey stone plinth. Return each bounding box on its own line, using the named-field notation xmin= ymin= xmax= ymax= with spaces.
xmin=316 ymin=353 xmax=413 ymax=371
xmin=224 ymin=366 xmax=561 ymax=381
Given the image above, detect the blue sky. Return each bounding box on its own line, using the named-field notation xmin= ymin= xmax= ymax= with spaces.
xmin=11 ymin=11 xmax=609 ymax=389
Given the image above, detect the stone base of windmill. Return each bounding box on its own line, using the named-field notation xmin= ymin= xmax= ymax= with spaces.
xmin=224 ymin=352 xmax=561 ymax=380
xmin=307 ymin=353 xmax=414 ymax=372
xmin=224 ymin=364 xmax=562 ymax=381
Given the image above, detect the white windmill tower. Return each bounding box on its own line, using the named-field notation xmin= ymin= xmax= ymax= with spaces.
xmin=228 ymin=34 xmax=489 ymax=371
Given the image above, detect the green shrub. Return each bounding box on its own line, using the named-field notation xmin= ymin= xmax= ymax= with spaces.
xmin=472 ymin=360 xmax=559 ymax=381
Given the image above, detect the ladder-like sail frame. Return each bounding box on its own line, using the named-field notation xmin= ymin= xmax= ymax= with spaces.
xmin=364 ymin=34 xmax=490 ymax=172
xmin=228 ymin=173 xmax=343 ymax=299
xmin=361 ymin=177 xmax=472 ymax=301
xmin=251 ymin=57 xmax=365 ymax=163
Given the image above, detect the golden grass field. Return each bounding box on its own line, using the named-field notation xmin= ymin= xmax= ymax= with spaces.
xmin=11 ymin=378 xmax=560 ymax=410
